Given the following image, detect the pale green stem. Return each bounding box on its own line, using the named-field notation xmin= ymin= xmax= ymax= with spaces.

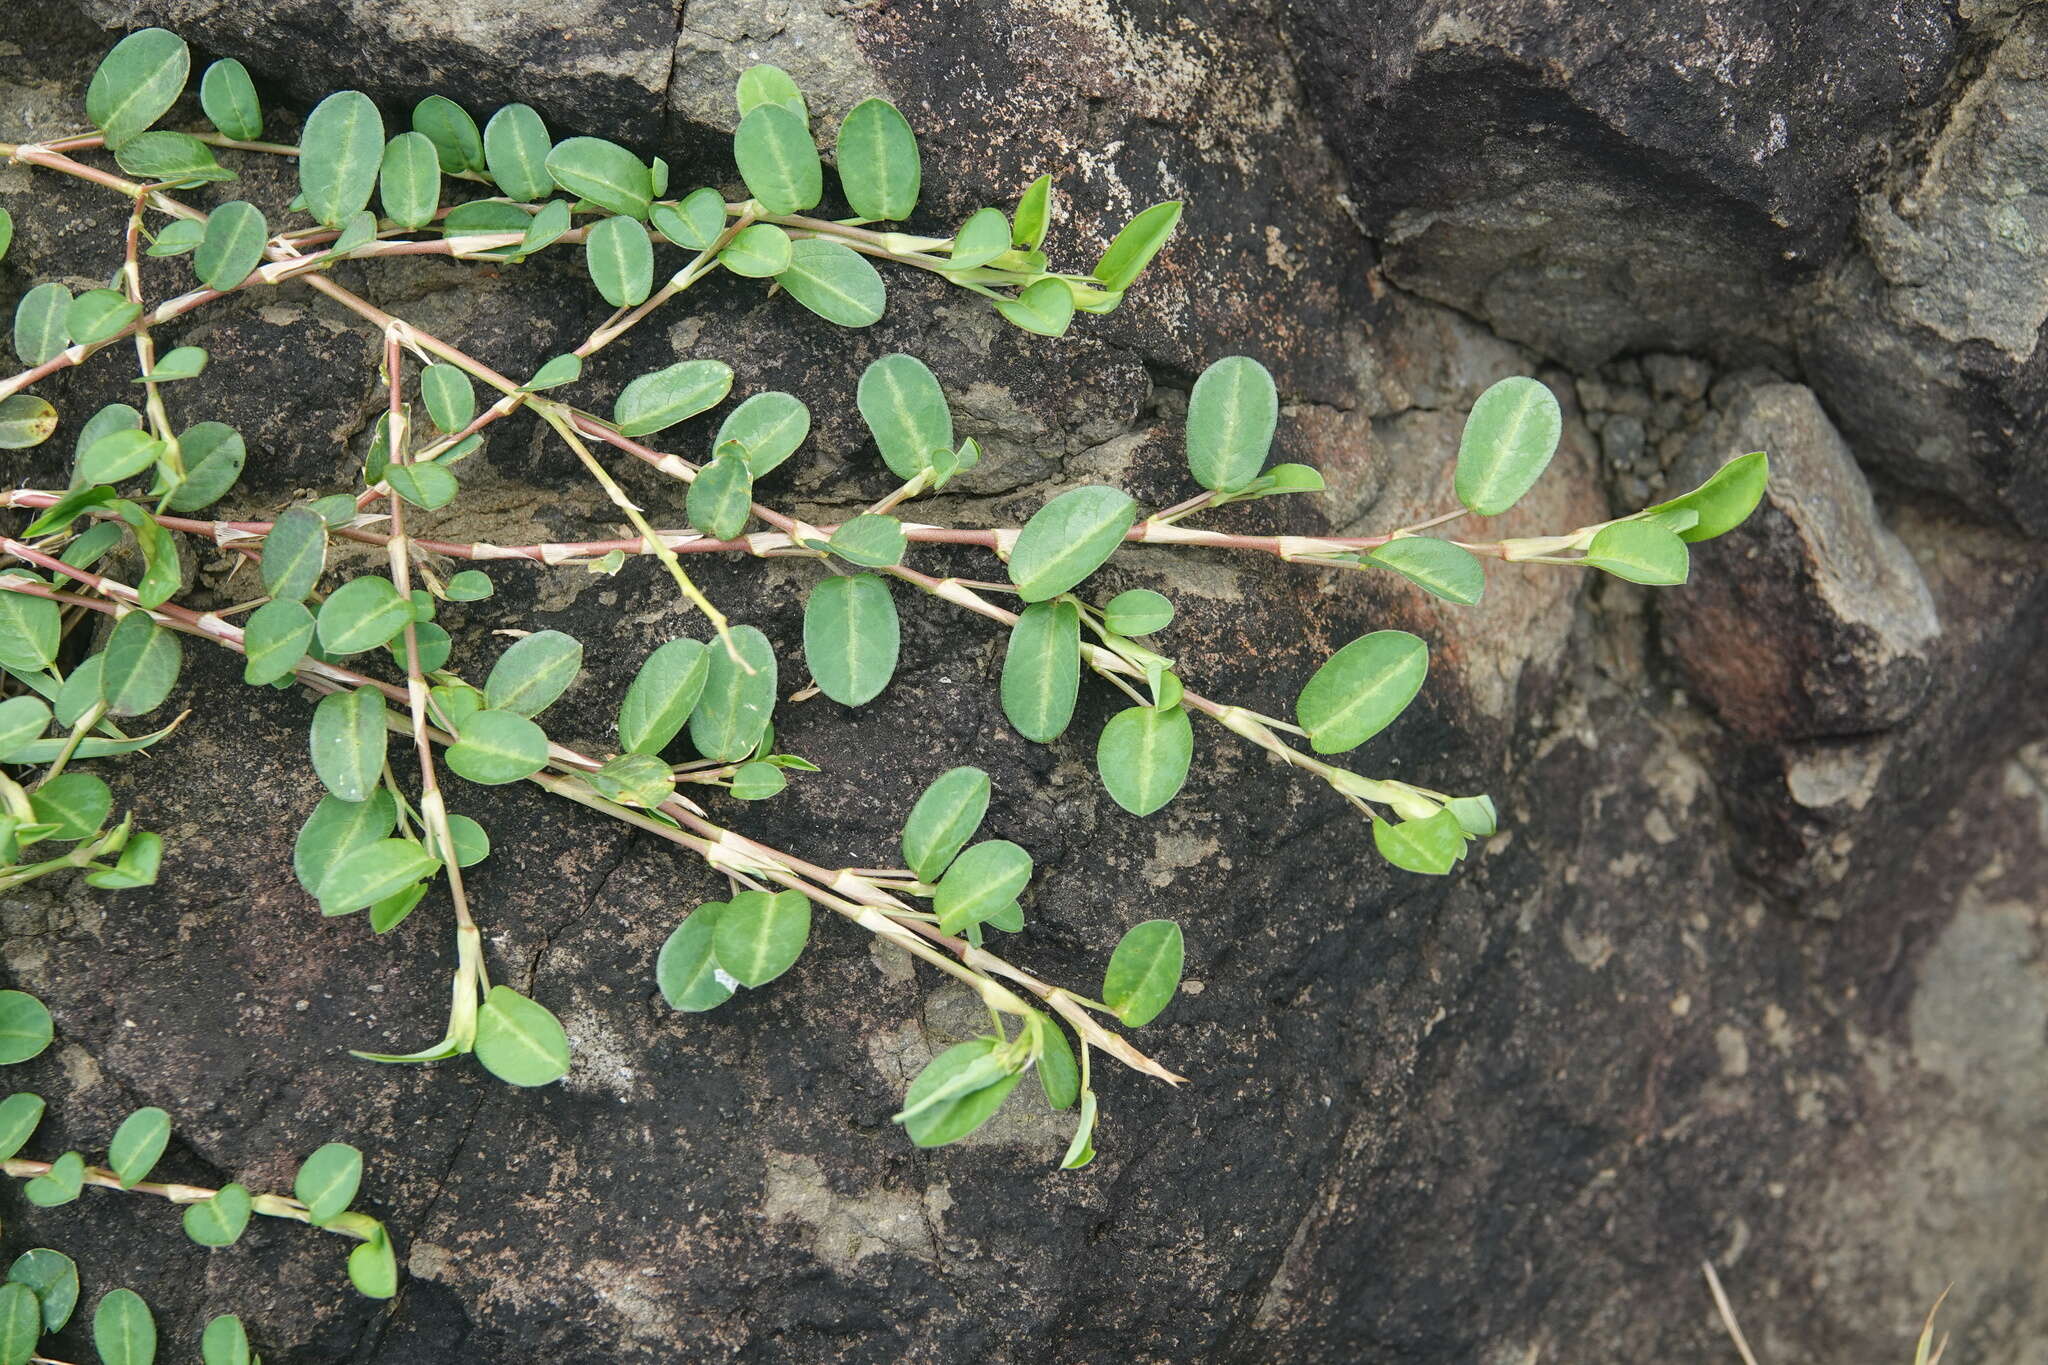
xmin=0 ymin=1157 xmax=370 ymax=1238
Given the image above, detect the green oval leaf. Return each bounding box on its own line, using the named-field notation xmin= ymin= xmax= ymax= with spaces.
xmin=420 ymin=363 xmax=475 ymax=434
xmin=483 ymin=103 xmax=552 ymax=202
xmin=91 ymin=1287 xmax=155 ymax=1365
xmin=718 ymin=222 xmax=791 ymax=278
xmin=201 ymin=1315 xmax=252 ymax=1365
xmin=614 ymin=359 xmax=733 ymax=438
xmin=484 ymin=629 xmax=583 ymax=717
xmin=509 ymin=197 xmax=569 ymax=255
xmin=411 ymin=95 xmax=482 ymax=174
xmin=686 ymin=453 xmax=754 ymax=541
xmin=1185 ymin=355 xmax=1277 ymax=493
xmin=716 ymin=391 xmax=810 ymax=477
xmin=584 ymin=212 xmax=653 ymax=306
xmin=1582 ymin=520 xmax=1690 ymax=585
xmin=54 ymin=659 xmax=108 ymax=730
xmin=898 ymin=1038 xmax=1021 ymax=1147
xmin=0 ymin=1095 xmax=44 ymax=1161
xmin=24 ymin=1151 xmax=82 ymax=1207
xmin=993 ymin=276 xmax=1074 ymax=337
xmin=121 ymin=511 xmax=182 ymax=597
xmin=618 ymin=638 xmax=710 ymax=756
xmin=1096 ymin=705 xmax=1193 ymax=817
xmin=0 ymin=696 xmax=49 ymax=757
xmin=443 ymin=569 xmax=493 ymax=601
xmin=292 ymin=791 xmax=396 ymax=897
xmin=1295 ymin=629 xmax=1428 ymax=755
xmin=546 ymin=136 xmax=653 ymax=218
xmin=585 ymin=752 xmax=676 ymax=809
xmin=0 ymin=395 xmax=56 ymax=451
xmin=656 ymin=903 xmax=733 ymax=1011
xmin=1643 ymin=451 xmax=1770 ymax=543
xmin=1000 ymin=600 xmax=1080 ymax=743
xmin=385 ymin=617 xmax=446 ymax=676
xmin=144 ymin=219 xmax=201 ymax=257
xmin=28 ymin=774 xmax=109 ymax=841
xmin=81 ymin=830 xmax=162 ymax=891
xmin=299 ymin=91 xmax=385 ymax=229
xmin=735 ymin=64 xmax=806 ymax=117
xmin=1455 ymin=375 xmax=1561 ymax=517
xmin=440 ymin=199 xmax=529 ymax=242
xmin=1364 ymin=537 xmax=1485 ymax=605
xmin=1013 ymin=174 xmax=1052 ymax=249
xmin=37 ymin=518 xmax=113 ymax=575
xmin=1444 ymin=795 xmax=1499 ymax=839
xmin=113 ymin=131 xmax=230 ymax=186
xmin=948 ymin=206 xmax=1009 ymax=269
xmin=900 ymin=766 xmax=989 ymax=884
xmin=86 ymin=28 xmax=189 ymax=149
xmin=238 ymin=597 xmax=311 ymax=683
xmin=437 ymin=813 xmax=491 ymax=868
xmin=76 ymin=428 xmax=162 ymax=484
xmin=934 ymin=840 xmax=1031 ymax=936
xmin=1102 ymin=588 xmax=1174 ymax=636
xmin=475 ymin=986 xmax=570 ymax=1086
xmin=377 ymin=131 xmax=441 ymax=229
xmin=181 ymin=1182 xmax=253 ymax=1248
xmin=733 ymin=103 xmax=821 ymax=215
xmin=803 ymin=573 xmax=898 ymax=707
xmin=193 ymin=200 xmax=268 ymax=292
xmin=0 ymin=994 xmax=51 ymax=1065
xmin=309 ymin=686 xmax=387 ymax=802
xmin=13 ymin=283 xmax=71 ymax=367
xmin=779 ymin=238 xmax=884 ymax=326
xmin=689 ymin=625 xmax=777 ymax=762
xmin=730 ymin=761 xmax=785 ymax=801
xmin=857 ymin=353 xmax=951 ymax=481
xmin=446 ymin=708 xmax=549 ymax=785
xmin=0 ymin=587 xmax=58 ymax=673
xmin=711 ymin=889 xmax=811 ymax=988
xmin=1008 ymin=486 xmax=1137 ymax=602
xmin=1094 ymin=200 xmax=1182 ymax=290
xmin=317 ymin=836 xmax=438 ymax=914
xmin=1373 ymin=807 xmax=1466 ymax=876
xmin=99 ymin=610 xmax=181 ymax=717
xmin=1034 ymin=1014 xmax=1079 ymax=1110
xmin=521 ymin=352 xmax=582 ymax=392
xmin=199 ymin=58 xmax=261 ymax=142
xmin=134 ymin=345 xmax=206 ymax=382
xmin=1102 ymin=919 xmax=1183 ymax=1026
xmin=65 ymin=290 xmax=141 ymax=347
xmin=0 ymin=1281 xmax=39 ymax=1365
xmin=294 ymin=1141 xmax=362 ymax=1226
xmin=837 ymin=98 xmax=919 ymax=221
xmin=73 ymin=403 xmax=140 ymax=465
xmin=316 ymin=575 xmax=411 ymax=654
xmin=107 ymin=1107 xmax=170 ymax=1188
xmin=7 ymin=1246 xmax=77 ymax=1332
xmin=260 ymin=505 xmax=327 ymax=603
xmin=825 ymin=512 xmax=905 ymax=568
xmin=650 ymin=187 xmax=726 ymax=250
xmin=347 ymin=1224 xmax=398 ymax=1299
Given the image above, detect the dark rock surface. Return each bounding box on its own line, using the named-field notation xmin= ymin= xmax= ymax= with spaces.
xmin=2 ymin=2 xmax=2046 ymax=1363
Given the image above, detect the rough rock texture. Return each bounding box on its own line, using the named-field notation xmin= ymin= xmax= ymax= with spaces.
xmin=2 ymin=2 xmax=2047 ymax=1364
xmin=1285 ymin=0 xmax=1960 ymax=366
xmin=1662 ymin=381 xmax=1942 ymax=744
xmin=1800 ymin=3 xmax=2048 ymax=533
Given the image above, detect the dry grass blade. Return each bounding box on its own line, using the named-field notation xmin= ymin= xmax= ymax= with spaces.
xmin=1916 ymin=1284 xmax=1952 ymax=1365
xmin=1702 ymin=1261 xmax=1762 ymax=1365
